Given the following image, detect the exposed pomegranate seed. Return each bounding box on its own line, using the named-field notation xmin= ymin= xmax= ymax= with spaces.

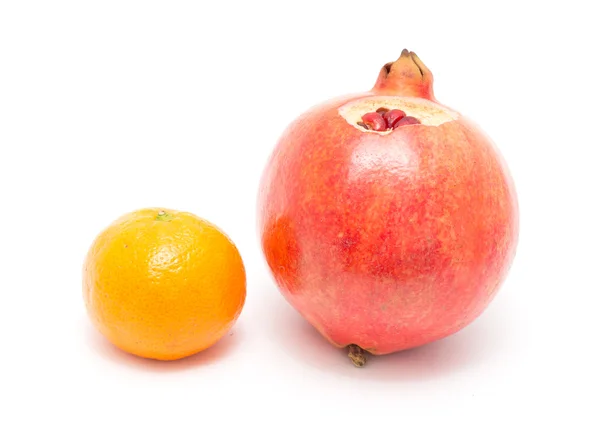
xmin=393 ymin=116 xmax=421 ymax=128
xmin=376 ymin=107 xmax=390 ymax=117
xmin=361 ymin=112 xmax=387 ymax=131
xmin=383 ymin=109 xmax=406 ymax=128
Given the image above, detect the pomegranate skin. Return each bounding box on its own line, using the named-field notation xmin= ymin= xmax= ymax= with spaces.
xmin=258 ymin=51 xmax=518 ymax=356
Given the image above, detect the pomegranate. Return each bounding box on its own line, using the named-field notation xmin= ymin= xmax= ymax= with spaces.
xmin=258 ymin=49 xmax=518 ymax=367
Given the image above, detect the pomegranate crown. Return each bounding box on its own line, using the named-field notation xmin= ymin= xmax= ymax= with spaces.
xmin=372 ymin=49 xmax=434 ymax=100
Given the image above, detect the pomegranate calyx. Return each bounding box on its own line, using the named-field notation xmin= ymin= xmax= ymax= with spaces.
xmin=372 ymin=49 xmax=435 ymax=100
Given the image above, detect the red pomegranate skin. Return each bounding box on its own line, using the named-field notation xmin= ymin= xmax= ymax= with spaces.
xmin=258 ymin=50 xmax=518 ymax=356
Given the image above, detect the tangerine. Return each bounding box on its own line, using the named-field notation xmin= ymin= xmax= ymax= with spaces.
xmin=83 ymin=208 xmax=246 ymax=360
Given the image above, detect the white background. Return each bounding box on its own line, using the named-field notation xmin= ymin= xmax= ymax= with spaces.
xmin=1 ymin=1 xmax=598 ymax=444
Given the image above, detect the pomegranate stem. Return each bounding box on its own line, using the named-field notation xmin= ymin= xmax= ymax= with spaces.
xmin=348 ymin=344 xmax=368 ymax=367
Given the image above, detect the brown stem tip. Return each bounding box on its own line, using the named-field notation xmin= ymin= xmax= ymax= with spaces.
xmin=372 ymin=48 xmax=435 ymax=100
xmin=348 ymin=344 xmax=368 ymax=367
